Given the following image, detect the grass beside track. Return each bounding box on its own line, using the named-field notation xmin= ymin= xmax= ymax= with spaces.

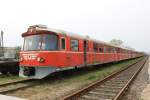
xmin=7 ymin=57 xmax=144 ymax=100
xmin=62 ymin=57 xmax=143 ymax=86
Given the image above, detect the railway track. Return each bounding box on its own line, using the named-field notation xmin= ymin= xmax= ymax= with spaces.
xmin=0 ymin=57 xmax=145 ymax=98
xmin=0 ymin=78 xmax=37 ymax=94
xmin=62 ymin=57 xmax=148 ymax=100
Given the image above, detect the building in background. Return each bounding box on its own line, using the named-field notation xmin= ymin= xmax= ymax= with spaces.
xmin=0 ymin=47 xmax=20 ymax=60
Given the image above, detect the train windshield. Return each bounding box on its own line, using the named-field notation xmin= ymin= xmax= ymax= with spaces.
xmin=23 ymin=34 xmax=58 ymax=51
xmin=41 ymin=34 xmax=58 ymax=50
xmin=24 ymin=35 xmax=41 ymax=51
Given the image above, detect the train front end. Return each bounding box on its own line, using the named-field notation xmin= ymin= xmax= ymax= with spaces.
xmin=19 ymin=25 xmax=60 ymax=79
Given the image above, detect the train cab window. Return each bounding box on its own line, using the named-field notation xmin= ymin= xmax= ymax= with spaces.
xmin=24 ymin=34 xmax=58 ymax=51
xmin=24 ymin=35 xmax=41 ymax=51
xmin=42 ymin=34 xmax=58 ymax=50
xmin=60 ymin=38 xmax=66 ymax=50
xmin=71 ymin=39 xmax=79 ymax=51
xmin=99 ymin=48 xmax=103 ymax=53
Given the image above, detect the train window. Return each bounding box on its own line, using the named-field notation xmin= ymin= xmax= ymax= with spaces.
xmin=103 ymin=47 xmax=107 ymax=53
xmin=71 ymin=39 xmax=79 ymax=51
xmin=60 ymin=38 xmax=66 ymax=50
xmin=99 ymin=48 xmax=103 ymax=53
xmin=108 ymin=48 xmax=111 ymax=53
xmin=86 ymin=41 xmax=89 ymax=51
xmin=93 ymin=43 xmax=98 ymax=52
xmin=120 ymin=49 xmax=123 ymax=53
xmin=117 ymin=48 xmax=120 ymax=53
xmin=123 ymin=50 xmax=125 ymax=53
xmin=113 ymin=48 xmax=117 ymax=53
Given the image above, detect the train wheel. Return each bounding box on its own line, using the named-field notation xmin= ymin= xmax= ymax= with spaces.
xmin=10 ymin=71 xmax=19 ymax=75
xmin=75 ymin=66 xmax=78 ymax=70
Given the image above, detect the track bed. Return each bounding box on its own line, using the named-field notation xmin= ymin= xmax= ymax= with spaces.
xmin=63 ymin=57 xmax=147 ymax=100
xmin=3 ymin=57 xmax=143 ymax=100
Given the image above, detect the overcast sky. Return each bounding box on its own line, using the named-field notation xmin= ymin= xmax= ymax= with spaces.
xmin=0 ymin=0 xmax=149 ymax=52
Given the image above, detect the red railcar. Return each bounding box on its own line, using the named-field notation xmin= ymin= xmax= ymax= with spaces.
xmin=19 ymin=25 xmax=143 ymax=79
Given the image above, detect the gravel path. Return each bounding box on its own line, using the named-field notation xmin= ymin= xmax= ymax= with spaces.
xmin=140 ymin=57 xmax=150 ymax=100
xmin=122 ymin=57 xmax=149 ymax=100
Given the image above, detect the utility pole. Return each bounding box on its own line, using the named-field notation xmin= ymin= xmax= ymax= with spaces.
xmin=1 ymin=30 xmax=3 ymax=48
xmin=0 ymin=30 xmax=4 ymax=57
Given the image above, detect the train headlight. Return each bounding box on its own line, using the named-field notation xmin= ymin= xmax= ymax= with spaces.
xmin=37 ymin=57 xmax=45 ymax=63
xmin=20 ymin=57 xmax=23 ymax=62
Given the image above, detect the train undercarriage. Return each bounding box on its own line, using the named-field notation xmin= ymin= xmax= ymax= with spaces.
xmin=19 ymin=66 xmax=58 ymax=79
xmin=0 ymin=60 xmax=19 ymax=75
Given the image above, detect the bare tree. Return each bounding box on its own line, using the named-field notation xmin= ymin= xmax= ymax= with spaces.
xmin=109 ymin=39 xmax=123 ymax=46
xmin=109 ymin=39 xmax=135 ymax=50
xmin=124 ymin=46 xmax=135 ymax=50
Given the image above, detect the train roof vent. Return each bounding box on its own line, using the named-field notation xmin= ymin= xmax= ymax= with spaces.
xmin=29 ymin=24 xmax=48 ymax=29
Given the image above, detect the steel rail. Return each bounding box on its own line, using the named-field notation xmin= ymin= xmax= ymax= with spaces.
xmin=113 ymin=57 xmax=148 ymax=100
xmin=0 ymin=79 xmax=37 ymax=94
xmin=0 ymin=78 xmax=33 ymax=87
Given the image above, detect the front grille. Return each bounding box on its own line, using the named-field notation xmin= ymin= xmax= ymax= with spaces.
xmin=23 ymin=67 xmax=35 ymax=76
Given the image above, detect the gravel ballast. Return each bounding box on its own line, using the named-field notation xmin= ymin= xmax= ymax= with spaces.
xmin=140 ymin=57 xmax=150 ymax=100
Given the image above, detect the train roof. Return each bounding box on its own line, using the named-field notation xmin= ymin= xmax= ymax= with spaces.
xmin=27 ymin=25 xmax=137 ymax=52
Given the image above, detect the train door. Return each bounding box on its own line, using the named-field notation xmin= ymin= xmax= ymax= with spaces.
xmin=83 ymin=40 xmax=87 ymax=65
xmin=60 ymin=37 xmax=69 ymax=66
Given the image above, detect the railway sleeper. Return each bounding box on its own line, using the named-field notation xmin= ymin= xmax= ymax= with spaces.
xmin=80 ymin=95 xmax=105 ymax=100
xmin=82 ymin=92 xmax=114 ymax=100
xmin=115 ymin=74 xmax=133 ymax=78
xmin=103 ymin=82 xmax=125 ymax=87
xmin=106 ymin=81 xmax=127 ymax=84
xmin=94 ymin=88 xmax=120 ymax=93
xmin=110 ymin=78 xmax=129 ymax=82
xmin=110 ymin=77 xmax=128 ymax=81
xmin=109 ymin=79 xmax=129 ymax=83
xmin=89 ymin=91 xmax=116 ymax=97
xmin=99 ymin=85 xmax=123 ymax=89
